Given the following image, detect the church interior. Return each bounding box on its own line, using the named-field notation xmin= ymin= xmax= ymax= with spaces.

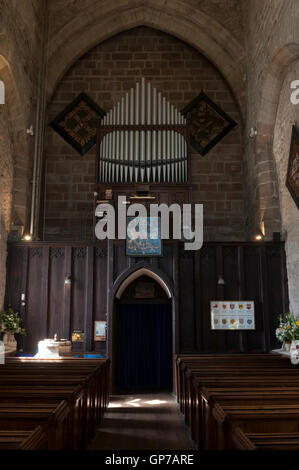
xmin=0 ymin=0 xmax=299 ymax=453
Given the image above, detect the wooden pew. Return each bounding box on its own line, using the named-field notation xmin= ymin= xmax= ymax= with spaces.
xmin=0 ymin=401 xmax=70 ymax=450
xmin=174 ymin=354 xmax=299 ymax=450
xmin=213 ymin=402 xmax=299 ymax=449
xmin=0 ymin=357 xmax=110 ymax=450
xmin=201 ymin=387 xmax=299 ymax=449
xmin=0 ymin=385 xmax=85 ymax=449
xmin=1 ymin=358 xmax=110 ymax=443
xmin=183 ymin=364 xmax=299 ymax=429
xmin=175 ymin=354 xmax=289 ymax=414
xmin=232 ymin=427 xmax=299 ymax=450
xmin=0 ymin=426 xmax=46 ymax=450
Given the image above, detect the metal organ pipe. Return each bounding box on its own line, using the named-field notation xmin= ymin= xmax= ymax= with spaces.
xmin=107 ymin=109 xmax=112 ymax=182
xmin=135 ymin=81 xmax=140 ymax=182
xmin=99 ymin=78 xmax=188 ymax=184
xmin=171 ymin=104 xmax=175 ymax=183
xmin=157 ymin=92 xmax=162 ymax=182
xmin=152 ymin=86 xmax=157 ymax=182
xmin=129 ymin=88 xmax=134 ymax=182
xmin=124 ymin=95 xmax=128 ymax=182
xmin=146 ymin=81 xmax=152 ymax=182
xmin=175 ymin=109 xmax=179 ymax=183
xmin=140 ymin=77 xmax=145 ymax=182
xmin=162 ymin=97 xmax=167 ymax=182
xmin=116 ymin=102 xmax=120 ymax=182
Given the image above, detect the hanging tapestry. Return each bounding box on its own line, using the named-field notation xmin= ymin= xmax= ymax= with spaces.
xmin=50 ymin=92 xmax=106 ymax=155
xmin=126 ymin=217 xmax=162 ymax=256
xmin=286 ymin=125 xmax=299 ymax=209
xmin=182 ymin=91 xmax=237 ymax=156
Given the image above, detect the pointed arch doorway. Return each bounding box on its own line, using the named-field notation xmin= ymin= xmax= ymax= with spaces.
xmin=112 ymin=267 xmax=174 ymax=393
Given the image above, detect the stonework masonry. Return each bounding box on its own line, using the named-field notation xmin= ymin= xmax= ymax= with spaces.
xmin=0 ymin=0 xmax=298 ymax=317
xmin=0 ymin=107 xmax=13 ymax=311
xmin=44 ymin=27 xmax=244 ymax=241
xmin=273 ymin=61 xmax=299 ymax=318
xmin=243 ymin=0 xmax=299 ymax=315
xmin=0 ymin=0 xmax=45 ymax=309
xmin=244 ymin=0 xmax=299 ymax=236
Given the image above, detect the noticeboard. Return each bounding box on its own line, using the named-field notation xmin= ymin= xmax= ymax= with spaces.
xmin=211 ymin=301 xmax=255 ymax=330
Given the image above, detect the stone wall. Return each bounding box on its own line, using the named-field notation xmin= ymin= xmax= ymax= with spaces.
xmin=0 ymin=106 xmax=13 ymax=310
xmin=44 ymin=27 xmax=244 ymax=241
xmin=273 ymin=61 xmax=299 ymax=318
xmin=244 ymin=0 xmax=299 ymax=237
xmin=0 ymin=0 xmax=46 ymax=227
xmin=244 ymin=0 xmax=299 ymax=317
xmin=0 ymin=0 xmax=46 ymax=309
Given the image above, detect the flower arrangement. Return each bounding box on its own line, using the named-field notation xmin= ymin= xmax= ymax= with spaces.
xmin=0 ymin=305 xmax=26 ymax=335
xmin=275 ymin=312 xmax=299 ymax=344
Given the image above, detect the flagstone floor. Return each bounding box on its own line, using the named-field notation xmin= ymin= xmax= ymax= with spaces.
xmin=89 ymin=393 xmax=197 ymax=450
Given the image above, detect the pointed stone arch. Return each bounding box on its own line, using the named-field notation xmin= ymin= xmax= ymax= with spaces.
xmin=108 ymin=261 xmax=177 ymax=390
xmin=255 ymin=43 xmax=299 ymax=237
xmin=115 ymin=267 xmax=172 ymax=299
xmin=46 ymin=1 xmax=245 ymax=117
xmin=113 ymin=260 xmax=175 ymax=299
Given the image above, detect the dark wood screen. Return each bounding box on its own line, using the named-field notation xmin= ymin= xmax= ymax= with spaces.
xmin=5 ymin=241 xmax=288 ymax=354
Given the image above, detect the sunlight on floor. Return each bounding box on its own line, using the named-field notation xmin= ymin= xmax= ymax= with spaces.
xmin=144 ymin=399 xmax=167 ymax=405
xmin=108 ymin=397 xmax=167 ymax=408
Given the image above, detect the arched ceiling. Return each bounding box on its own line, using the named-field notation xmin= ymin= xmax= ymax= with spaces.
xmin=46 ymin=0 xmax=246 ymax=117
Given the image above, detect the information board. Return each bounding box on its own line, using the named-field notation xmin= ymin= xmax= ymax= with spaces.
xmin=210 ymin=301 xmax=255 ymax=330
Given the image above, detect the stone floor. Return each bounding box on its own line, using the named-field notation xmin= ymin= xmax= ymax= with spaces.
xmin=89 ymin=393 xmax=197 ymax=450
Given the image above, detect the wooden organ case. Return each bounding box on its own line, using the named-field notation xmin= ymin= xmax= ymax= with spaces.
xmin=94 ymin=78 xmax=192 ymax=231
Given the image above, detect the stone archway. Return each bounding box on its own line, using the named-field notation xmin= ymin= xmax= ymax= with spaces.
xmin=109 ymin=262 xmax=177 ymax=390
xmin=46 ymin=1 xmax=245 ymax=118
xmin=115 ymin=267 xmax=172 ymax=300
xmin=255 ymin=43 xmax=299 ymax=238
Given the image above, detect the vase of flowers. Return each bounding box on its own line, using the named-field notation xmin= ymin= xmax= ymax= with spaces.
xmin=275 ymin=313 xmax=296 ymax=352
xmin=290 ymin=320 xmax=299 ymax=353
xmin=0 ymin=305 xmax=26 ymax=354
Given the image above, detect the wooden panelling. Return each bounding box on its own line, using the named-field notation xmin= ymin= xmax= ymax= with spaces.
xmin=94 ymin=245 xmax=108 ymax=323
xmin=48 ymin=247 xmax=65 ymax=340
xmin=243 ymin=246 xmax=264 ymax=352
xmin=265 ymin=245 xmax=287 ymax=351
xmin=6 ymin=241 xmax=288 ymax=355
xmin=71 ymin=247 xmax=87 ymax=350
xmin=200 ymin=246 xmax=222 ymax=352
xmin=113 ymin=243 xmax=127 ymax=281
xmin=26 ymin=248 xmax=46 ymax=351
xmin=158 ymin=243 xmax=174 ymax=280
xmin=179 ymin=249 xmax=195 ymax=352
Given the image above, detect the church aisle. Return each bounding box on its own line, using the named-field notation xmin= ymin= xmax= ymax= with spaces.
xmin=89 ymin=393 xmax=197 ymax=450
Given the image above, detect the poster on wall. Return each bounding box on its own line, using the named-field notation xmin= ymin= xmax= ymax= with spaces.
xmin=72 ymin=330 xmax=85 ymax=342
xmin=94 ymin=321 xmax=107 ymax=341
xmin=210 ymin=301 xmax=255 ymax=330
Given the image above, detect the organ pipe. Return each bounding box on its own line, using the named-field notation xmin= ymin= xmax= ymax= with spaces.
xmin=98 ymin=78 xmax=188 ymax=184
